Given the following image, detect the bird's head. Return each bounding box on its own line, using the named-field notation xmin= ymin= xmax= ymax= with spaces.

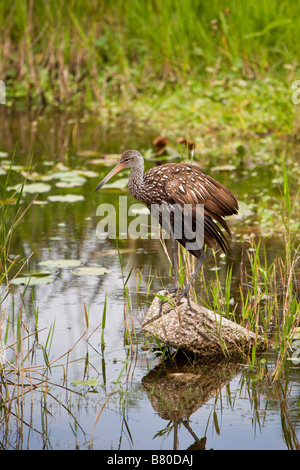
xmin=95 ymin=150 xmax=143 ymax=192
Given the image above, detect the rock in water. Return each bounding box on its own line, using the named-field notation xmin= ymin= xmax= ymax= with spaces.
xmin=142 ymin=290 xmax=265 ymax=358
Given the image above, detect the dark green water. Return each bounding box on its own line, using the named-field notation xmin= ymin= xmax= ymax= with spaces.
xmin=0 ymin=109 xmax=299 ymax=450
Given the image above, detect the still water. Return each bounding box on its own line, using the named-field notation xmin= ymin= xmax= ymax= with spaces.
xmin=0 ymin=109 xmax=299 ymax=450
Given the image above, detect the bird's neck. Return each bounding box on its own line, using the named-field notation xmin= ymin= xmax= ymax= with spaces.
xmin=128 ymin=162 xmax=144 ymax=198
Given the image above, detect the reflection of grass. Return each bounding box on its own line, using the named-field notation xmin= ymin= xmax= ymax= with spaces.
xmin=1 ymin=302 xmax=90 ymax=447
xmin=0 ymin=168 xmax=87 ymax=447
xmin=116 ymin=238 xmax=137 ymax=352
xmin=0 ymin=162 xmax=33 ymax=287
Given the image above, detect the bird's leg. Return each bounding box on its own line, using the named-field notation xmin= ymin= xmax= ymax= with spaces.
xmin=158 ymin=231 xmax=180 ymax=315
xmin=164 ymin=225 xmax=180 ymax=295
xmin=175 ymin=248 xmax=206 ymax=306
xmin=172 ymin=233 xmax=179 ymax=292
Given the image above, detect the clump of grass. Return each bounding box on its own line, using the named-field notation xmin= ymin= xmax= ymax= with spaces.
xmin=269 ymin=160 xmax=300 ymax=380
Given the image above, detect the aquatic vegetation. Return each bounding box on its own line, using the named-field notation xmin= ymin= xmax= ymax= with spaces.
xmin=38 ymin=259 xmax=82 ymax=269
xmin=0 ymin=139 xmax=299 ymax=449
xmin=2 ymin=1 xmax=300 ymax=112
xmin=7 ymin=182 xmax=52 ymax=194
xmin=197 ymin=161 xmax=300 ymax=380
xmin=10 ymin=275 xmax=55 ymax=286
xmin=47 ymin=194 xmax=85 ymax=203
xmin=0 ymin=1 xmax=300 ymax=448
xmin=70 ymin=266 xmax=111 ymax=276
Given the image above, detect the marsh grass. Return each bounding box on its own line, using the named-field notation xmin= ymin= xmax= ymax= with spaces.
xmin=191 ymin=160 xmax=300 ymax=379
xmin=0 ymin=182 xmax=298 ymax=449
xmin=0 ymin=160 xmax=33 ymax=287
xmin=2 ymin=0 xmax=300 ymax=109
xmin=0 ymin=295 xmax=90 ymax=447
xmin=0 ymin=168 xmax=92 ymax=447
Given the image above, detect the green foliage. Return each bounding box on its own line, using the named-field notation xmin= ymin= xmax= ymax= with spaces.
xmin=1 ymin=0 xmax=300 ymax=108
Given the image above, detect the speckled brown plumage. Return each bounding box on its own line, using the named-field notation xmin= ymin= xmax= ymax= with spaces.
xmin=95 ymin=149 xmax=239 ymax=259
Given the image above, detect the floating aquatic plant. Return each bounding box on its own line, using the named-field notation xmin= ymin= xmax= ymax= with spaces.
xmin=70 ymin=267 xmax=111 ymax=276
xmin=38 ymin=259 xmax=82 ymax=269
xmin=47 ymin=194 xmax=85 ymax=203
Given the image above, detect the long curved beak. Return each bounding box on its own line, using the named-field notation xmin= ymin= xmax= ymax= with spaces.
xmin=95 ymin=162 xmax=125 ymax=192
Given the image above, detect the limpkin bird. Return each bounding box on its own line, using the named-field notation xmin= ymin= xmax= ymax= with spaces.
xmin=95 ymin=149 xmax=238 ymax=304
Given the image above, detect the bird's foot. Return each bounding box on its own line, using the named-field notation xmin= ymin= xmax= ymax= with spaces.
xmin=157 ymin=286 xmax=194 ymax=313
xmin=166 ymin=286 xmax=182 ymax=297
xmin=157 ymin=287 xmax=181 ymax=314
xmin=174 ymin=286 xmax=194 ymax=310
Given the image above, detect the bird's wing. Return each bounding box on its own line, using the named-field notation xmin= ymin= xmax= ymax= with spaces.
xmin=164 ymin=164 xmax=238 ymax=216
xmin=163 ymin=164 xmax=238 ymax=253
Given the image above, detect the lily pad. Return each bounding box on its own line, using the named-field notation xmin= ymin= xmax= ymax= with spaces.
xmin=47 ymin=194 xmax=85 ymax=203
xmin=0 ymin=151 xmax=9 ymax=158
xmin=51 ymin=163 xmax=69 ymax=172
xmin=103 ymin=153 xmax=121 ymax=160
xmin=103 ymin=177 xmax=128 ymax=189
xmin=7 ymin=182 xmax=51 ymax=194
xmin=24 ymin=183 xmax=52 ymax=194
xmin=21 ymin=170 xmax=44 ymax=181
xmin=7 ymin=184 xmax=23 ymax=192
xmin=3 ymin=164 xmax=26 ymax=172
xmin=76 ymin=150 xmax=100 ymax=157
xmin=72 ymin=377 xmax=98 ymax=387
xmin=144 ymin=153 xmax=180 ymax=162
xmin=24 ymin=269 xmax=57 ymax=277
xmin=11 ymin=276 xmax=55 ymax=286
xmin=86 ymin=159 xmax=109 ymax=166
xmin=228 ymin=201 xmax=254 ymax=220
xmin=130 ymin=206 xmax=150 ymax=215
xmin=88 ymin=154 xmax=120 ymax=166
xmin=211 ymin=164 xmax=237 ymax=172
xmin=33 ymin=200 xmax=49 ymax=205
xmin=39 ymin=259 xmax=82 ymax=269
xmin=50 ymin=170 xmax=86 ymax=181
xmin=70 ymin=267 xmax=111 ymax=276
xmin=76 ymin=170 xmax=98 ymax=178
xmin=55 ymin=181 xmax=85 ymax=188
